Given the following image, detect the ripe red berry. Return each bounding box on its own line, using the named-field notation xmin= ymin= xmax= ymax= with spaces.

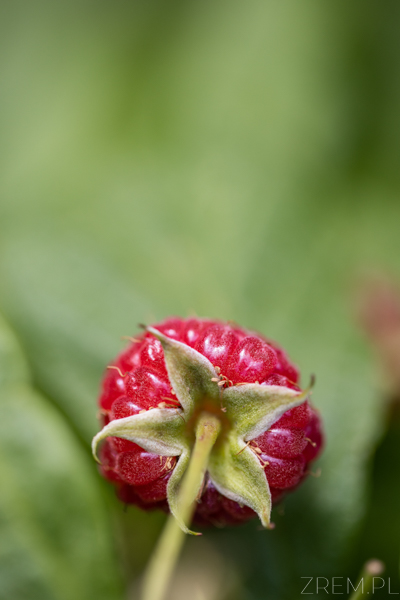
xmin=95 ymin=318 xmax=323 ymax=528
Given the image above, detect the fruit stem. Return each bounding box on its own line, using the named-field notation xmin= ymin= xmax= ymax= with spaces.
xmin=140 ymin=412 xmax=221 ymax=600
xmin=348 ymin=559 xmax=385 ymax=600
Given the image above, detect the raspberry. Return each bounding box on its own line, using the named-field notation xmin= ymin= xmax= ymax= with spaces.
xmin=94 ymin=317 xmax=323 ymax=529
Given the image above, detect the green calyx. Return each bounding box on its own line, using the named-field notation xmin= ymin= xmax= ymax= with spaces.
xmin=92 ymin=327 xmax=312 ymax=534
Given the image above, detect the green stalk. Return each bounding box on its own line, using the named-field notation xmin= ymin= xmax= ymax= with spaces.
xmin=348 ymin=559 xmax=385 ymax=600
xmin=140 ymin=412 xmax=221 ymax=600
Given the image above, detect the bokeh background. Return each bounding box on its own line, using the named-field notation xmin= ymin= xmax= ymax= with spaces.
xmin=1 ymin=1 xmax=400 ymax=599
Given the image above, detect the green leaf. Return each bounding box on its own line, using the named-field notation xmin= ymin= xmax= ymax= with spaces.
xmin=0 ymin=313 xmax=29 ymax=388
xmin=0 ymin=233 xmax=157 ymax=442
xmin=0 ymin=314 xmax=123 ymax=600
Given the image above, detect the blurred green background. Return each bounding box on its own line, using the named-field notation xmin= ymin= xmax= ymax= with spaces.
xmin=1 ymin=1 xmax=400 ymax=598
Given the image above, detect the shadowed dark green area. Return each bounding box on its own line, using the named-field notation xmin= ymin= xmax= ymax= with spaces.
xmin=350 ymin=406 xmax=400 ymax=599
xmin=1 ymin=1 xmax=400 ymax=598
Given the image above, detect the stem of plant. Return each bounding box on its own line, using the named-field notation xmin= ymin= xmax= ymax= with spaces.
xmin=140 ymin=412 xmax=221 ymax=600
xmin=348 ymin=559 xmax=385 ymax=600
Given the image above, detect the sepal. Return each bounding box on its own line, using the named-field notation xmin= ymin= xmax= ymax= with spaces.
xmin=92 ymin=408 xmax=187 ymax=461
xmin=147 ymin=327 xmax=221 ymax=414
xmin=166 ymin=451 xmax=193 ymax=534
xmin=208 ymin=432 xmax=272 ymax=527
xmin=224 ymin=381 xmax=313 ymax=441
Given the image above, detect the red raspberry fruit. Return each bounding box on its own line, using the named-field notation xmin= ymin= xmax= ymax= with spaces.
xmin=93 ymin=317 xmax=323 ymax=529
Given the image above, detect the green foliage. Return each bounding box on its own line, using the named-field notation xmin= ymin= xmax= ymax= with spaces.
xmin=0 ymin=315 xmax=123 ymax=600
xmin=1 ymin=1 xmax=400 ymax=598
